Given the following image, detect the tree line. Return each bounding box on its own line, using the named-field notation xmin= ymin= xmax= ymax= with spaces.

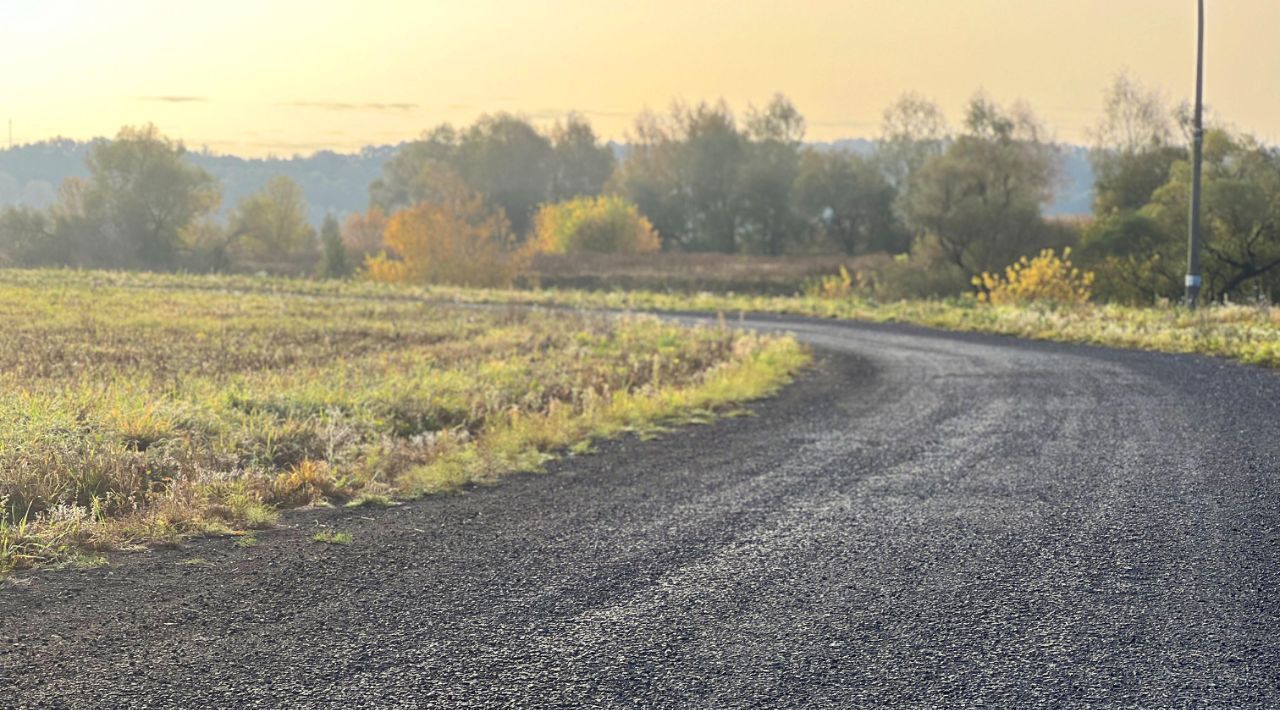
xmin=0 ymin=139 xmax=393 ymax=226
xmin=1 ymin=75 xmax=1277 ymax=302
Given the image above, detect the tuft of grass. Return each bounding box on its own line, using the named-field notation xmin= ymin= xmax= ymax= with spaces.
xmin=233 ymin=534 xmax=258 ymax=549
xmin=346 ymin=493 xmax=398 ymax=508
xmin=52 ymin=553 xmax=108 ymax=570
xmin=312 ymin=531 xmax=353 ymax=545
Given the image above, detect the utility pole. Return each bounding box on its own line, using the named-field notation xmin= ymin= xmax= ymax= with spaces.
xmin=1185 ymin=0 xmax=1206 ymax=308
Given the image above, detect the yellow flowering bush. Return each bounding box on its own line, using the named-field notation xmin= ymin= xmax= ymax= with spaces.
xmin=974 ymin=248 xmax=1094 ymax=306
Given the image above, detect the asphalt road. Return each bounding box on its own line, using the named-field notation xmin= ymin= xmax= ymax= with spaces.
xmin=2 ymin=315 xmax=1278 ymax=708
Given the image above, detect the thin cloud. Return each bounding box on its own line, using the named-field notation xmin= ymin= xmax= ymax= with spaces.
xmin=286 ymin=101 xmax=418 ymax=112
xmin=137 ymin=96 xmax=207 ymax=103
xmin=526 ymin=107 xmax=638 ymax=121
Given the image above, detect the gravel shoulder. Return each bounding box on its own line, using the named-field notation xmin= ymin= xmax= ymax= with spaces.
xmin=2 ymin=316 xmax=1278 ymax=708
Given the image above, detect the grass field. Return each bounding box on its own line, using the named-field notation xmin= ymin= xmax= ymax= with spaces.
xmin=0 ymin=270 xmax=807 ymax=573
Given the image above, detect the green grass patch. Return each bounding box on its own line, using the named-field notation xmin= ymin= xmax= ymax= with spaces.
xmin=312 ymin=531 xmax=353 ymax=545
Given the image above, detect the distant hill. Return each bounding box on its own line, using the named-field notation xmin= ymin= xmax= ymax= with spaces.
xmin=0 ymin=138 xmax=1095 ymax=224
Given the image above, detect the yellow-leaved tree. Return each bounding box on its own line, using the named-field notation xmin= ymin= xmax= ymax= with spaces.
xmin=365 ymin=169 xmax=525 ymax=287
xmin=530 ymin=195 xmax=660 ymax=254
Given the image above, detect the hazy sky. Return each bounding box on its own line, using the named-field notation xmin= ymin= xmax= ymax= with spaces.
xmin=2 ymin=1 xmax=1277 ymax=156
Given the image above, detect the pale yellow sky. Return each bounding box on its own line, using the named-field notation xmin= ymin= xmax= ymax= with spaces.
xmin=1 ymin=1 xmax=1277 ymax=156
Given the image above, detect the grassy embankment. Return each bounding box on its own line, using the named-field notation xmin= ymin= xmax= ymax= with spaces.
xmin=0 ymin=270 xmax=807 ymax=573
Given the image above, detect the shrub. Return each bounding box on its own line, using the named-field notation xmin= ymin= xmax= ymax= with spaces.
xmin=530 ymin=195 xmax=661 ymax=255
xmin=974 ymin=248 xmax=1095 ymax=306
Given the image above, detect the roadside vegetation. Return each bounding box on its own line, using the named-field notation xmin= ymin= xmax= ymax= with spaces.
xmin=0 ymin=270 xmax=807 ymax=574
xmin=414 ymin=247 xmax=1280 ymax=367
xmin=416 ymin=272 xmax=1280 ymax=370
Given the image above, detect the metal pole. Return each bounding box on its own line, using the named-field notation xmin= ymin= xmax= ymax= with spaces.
xmin=1185 ymin=0 xmax=1205 ymax=308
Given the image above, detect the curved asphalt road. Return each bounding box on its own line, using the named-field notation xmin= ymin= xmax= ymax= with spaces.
xmin=2 ymin=315 xmax=1278 ymax=708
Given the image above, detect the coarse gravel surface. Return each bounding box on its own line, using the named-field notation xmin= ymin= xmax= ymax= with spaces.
xmin=2 ymin=314 xmax=1278 ymax=708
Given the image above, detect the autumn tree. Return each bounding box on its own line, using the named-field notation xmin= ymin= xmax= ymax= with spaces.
xmin=84 ymin=124 xmax=220 ymax=268
xmin=366 ymin=171 xmax=522 ymax=287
